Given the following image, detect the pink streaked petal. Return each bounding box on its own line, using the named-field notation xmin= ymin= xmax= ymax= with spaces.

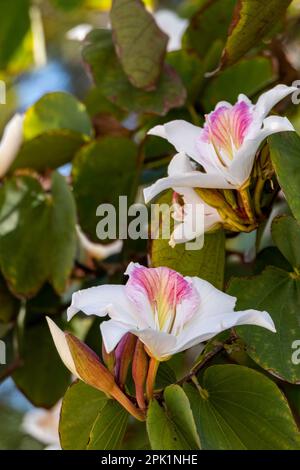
xmin=125 ymin=263 xmax=199 ymax=331
xmin=201 ymin=100 xmax=253 ymax=160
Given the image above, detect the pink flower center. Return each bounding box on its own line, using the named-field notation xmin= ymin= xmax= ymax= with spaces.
xmin=126 ymin=265 xmax=199 ymax=334
xmin=202 ymin=101 xmax=252 ymax=164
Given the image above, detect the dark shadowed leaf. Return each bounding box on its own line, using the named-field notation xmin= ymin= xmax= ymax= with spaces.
xmin=0 ymin=0 xmax=30 ymax=70
xmin=13 ymin=321 xmax=71 ymax=407
xmin=72 ymin=136 xmax=137 ymax=242
xmin=272 ymin=215 xmax=300 ymax=270
xmin=0 ymin=173 xmax=76 ymax=297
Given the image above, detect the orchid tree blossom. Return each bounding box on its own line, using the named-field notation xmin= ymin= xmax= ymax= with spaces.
xmin=169 ymin=153 xmax=222 ymax=246
xmin=22 ymin=402 xmax=61 ymax=450
xmin=144 ymin=84 xmax=296 ymax=203
xmin=76 ymin=225 xmax=123 ymax=260
xmin=0 ymin=114 xmax=24 ymax=178
xmin=49 ymin=262 xmax=275 ymax=400
xmin=66 ymin=262 xmax=275 ymax=361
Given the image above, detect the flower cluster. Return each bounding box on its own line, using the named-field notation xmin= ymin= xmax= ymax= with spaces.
xmin=144 ymin=84 xmax=297 ymax=246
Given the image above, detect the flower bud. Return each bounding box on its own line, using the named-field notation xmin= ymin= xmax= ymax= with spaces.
xmin=132 ymin=340 xmax=149 ymax=410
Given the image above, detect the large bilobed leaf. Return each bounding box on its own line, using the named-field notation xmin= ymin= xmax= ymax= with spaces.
xmin=0 ymin=173 xmax=76 ymax=297
xmin=150 ymin=191 xmax=225 ymax=289
xmin=110 ymin=0 xmax=167 ymax=90
xmin=202 ymin=56 xmax=276 ymax=111
xmin=0 ymin=0 xmax=30 ymax=70
xmin=87 ymin=400 xmax=129 ymax=450
xmin=13 ymin=321 xmax=71 ymax=407
xmin=60 ymin=381 xmax=108 ymax=450
xmin=219 ymin=0 xmax=292 ymax=69
xmin=82 ymin=29 xmax=186 ymax=115
xmin=185 ymin=365 xmax=300 ymax=450
xmin=269 ymin=132 xmax=300 ymax=225
xmin=11 ymin=131 xmax=86 ymax=172
xmin=183 ymin=0 xmax=236 ymax=58
xmin=272 ymin=216 xmax=300 ymax=270
xmin=72 ymin=136 xmax=137 ymax=243
xmin=147 ymin=385 xmax=200 ymax=450
xmin=228 ymin=267 xmax=300 ymax=384
xmin=24 ymin=92 xmax=92 ymax=140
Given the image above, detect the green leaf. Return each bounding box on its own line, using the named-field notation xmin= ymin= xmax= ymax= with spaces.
xmin=13 ymin=321 xmax=71 ymax=407
xmin=0 ymin=173 xmax=76 ymax=297
xmin=110 ymin=0 xmax=167 ymax=90
xmin=82 ymin=29 xmax=186 ymax=115
xmin=11 ymin=130 xmax=86 ymax=173
xmin=0 ymin=276 xmax=20 ymax=323
xmin=0 ymin=0 xmax=30 ymax=70
xmin=60 ymin=380 xmax=108 ymax=450
xmin=87 ymin=400 xmax=129 ymax=450
xmin=202 ymin=56 xmax=276 ymax=111
xmin=23 ymin=92 xmax=92 ymax=140
xmin=72 ymin=136 xmax=137 ymax=242
xmin=272 ymin=215 xmax=300 ymax=270
xmin=0 ymin=405 xmax=43 ymax=450
xmin=185 ymin=364 xmax=300 ymax=449
xmin=147 ymin=385 xmax=200 ymax=450
xmin=183 ymin=0 xmax=236 ymax=58
xmin=150 ymin=191 xmax=225 ymax=289
xmin=269 ymin=132 xmax=300 ymax=224
xmin=155 ymin=362 xmax=177 ymax=389
xmin=219 ymin=0 xmax=292 ymax=69
xmin=166 ymin=50 xmax=205 ymax=103
xmin=228 ymin=267 xmax=300 ymax=383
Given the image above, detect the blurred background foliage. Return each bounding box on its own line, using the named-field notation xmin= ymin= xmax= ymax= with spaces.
xmin=0 ymin=0 xmax=300 ymax=450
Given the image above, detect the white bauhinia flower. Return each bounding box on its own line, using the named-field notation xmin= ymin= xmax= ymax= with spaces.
xmin=76 ymin=225 xmax=123 ymax=260
xmin=66 ymin=24 xmax=93 ymax=42
xmin=154 ymin=9 xmax=188 ymax=52
xmin=0 ymin=114 xmax=24 ymax=178
xmin=168 ymin=153 xmax=222 ymax=246
xmin=65 ymin=262 xmax=276 ymax=361
xmin=22 ymin=401 xmax=61 ymax=450
xmin=144 ymin=84 xmax=297 ymax=203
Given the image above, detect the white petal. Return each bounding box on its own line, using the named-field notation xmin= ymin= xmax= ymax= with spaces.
xmin=67 ymin=285 xmax=137 ymax=326
xmin=0 ymin=114 xmax=24 ymax=178
xmin=174 ymin=307 xmax=275 ymax=353
xmin=254 ymin=84 xmax=298 ymax=120
xmin=190 ymin=277 xmax=237 ymax=316
xmin=230 ymin=116 xmax=295 ymax=187
xmin=66 ymin=24 xmax=93 ymax=41
xmin=134 ymin=329 xmax=177 ymax=360
xmin=22 ymin=403 xmax=60 ymax=446
xmin=76 ymin=225 xmax=123 ymax=260
xmin=100 ymin=319 xmax=131 ymax=353
xmin=46 ymin=317 xmax=79 ymax=378
xmin=148 ymin=120 xmax=202 ymax=161
xmin=154 ymin=10 xmax=188 ymax=52
xmin=144 ymin=168 xmax=232 ymax=203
